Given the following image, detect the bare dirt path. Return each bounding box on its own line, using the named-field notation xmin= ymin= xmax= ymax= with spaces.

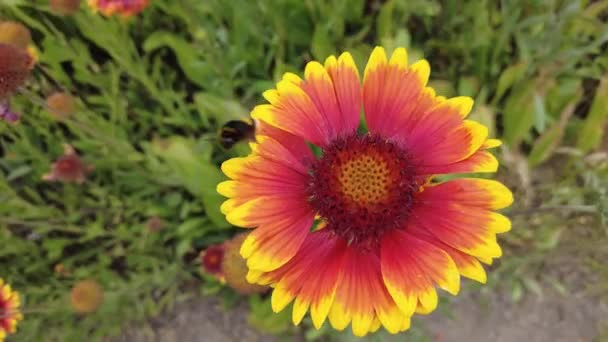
xmin=421 ymin=290 xmax=607 ymax=342
xmin=115 ymin=287 xmax=606 ymax=342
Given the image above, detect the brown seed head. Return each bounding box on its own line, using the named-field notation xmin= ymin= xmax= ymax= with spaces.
xmin=222 ymin=233 xmax=268 ymax=295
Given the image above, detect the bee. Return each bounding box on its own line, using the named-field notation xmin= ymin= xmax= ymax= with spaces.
xmin=219 ymin=118 xmax=256 ymax=149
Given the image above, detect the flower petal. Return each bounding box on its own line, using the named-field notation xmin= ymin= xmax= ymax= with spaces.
xmin=300 ymin=55 xmax=361 ymax=139
xmin=381 ymin=229 xmax=460 ymax=318
xmin=423 ymin=149 xmax=499 ymax=174
xmin=251 ymin=73 xmax=331 ymax=146
xmin=252 ymin=56 xmax=362 ymax=147
xmin=324 ymin=52 xmax=362 ymax=136
xmin=240 ymin=211 xmax=314 ymax=272
xmin=262 ymin=230 xmax=346 ymax=327
xmin=411 ymin=179 xmax=513 ymax=259
xmin=329 ymin=246 xmax=410 ymax=337
xmin=255 ymin=123 xmax=315 ymax=167
xmin=363 ymin=47 xmax=433 ymax=138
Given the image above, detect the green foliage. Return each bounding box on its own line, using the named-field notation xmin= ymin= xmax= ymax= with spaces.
xmin=0 ymin=0 xmax=607 ymax=341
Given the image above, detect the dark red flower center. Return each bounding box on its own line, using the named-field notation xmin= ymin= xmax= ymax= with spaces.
xmin=56 ymin=155 xmax=83 ymax=175
xmin=308 ymin=134 xmax=420 ymax=249
xmin=202 ymin=245 xmax=225 ymax=275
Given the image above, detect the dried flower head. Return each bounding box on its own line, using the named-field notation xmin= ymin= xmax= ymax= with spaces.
xmin=70 ymin=280 xmax=104 ymax=314
xmin=50 ymin=0 xmax=82 ymax=16
xmin=46 ymin=92 xmax=76 ymax=120
xmin=0 ymin=278 xmax=23 ymax=342
xmin=0 ymin=22 xmax=31 ymax=50
xmin=146 ymin=216 xmax=164 ymax=232
xmin=88 ymin=0 xmax=150 ymax=17
xmin=54 ymin=263 xmax=71 ymax=277
xmin=0 ymin=44 xmax=32 ymax=99
xmin=200 ymin=244 xmax=225 ymax=281
xmin=222 ymin=233 xmax=268 ymax=295
xmin=43 ymin=144 xmax=94 ymax=183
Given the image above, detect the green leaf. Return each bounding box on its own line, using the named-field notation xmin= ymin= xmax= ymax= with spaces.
xmin=143 ymin=31 xmax=212 ymax=87
xmin=150 ymin=137 xmax=230 ymax=228
xmin=377 ymin=0 xmax=395 ymax=40
xmin=468 ymin=104 xmax=496 ymax=137
xmin=493 ymin=62 xmax=528 ymax=104
xmin=428 ymin=80 xmax=455 ymax=98
xmin=193 ymin=92 xmax=249 ymax=125
xmin=311 ymin=25 xmax=333 ymax=61
xmin=576 ymin=76 xmax=608 ymax=152
xmin=502 ymin=80 xmax=537 ymax=146
xmin=528 ymin=123 xmax=563 ymax=166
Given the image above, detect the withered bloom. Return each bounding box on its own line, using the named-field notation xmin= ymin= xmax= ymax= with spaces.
xmin=46 ymin=92 xmax=76 ymax=120
xmin=0 ymin=44 xmax=32 ymax=99
xmin=70 ymin=280 xmax=104 ymax=314
xmin=0 ymin=21 xmax=31 ymax=50
xmin=222 ymin=233 xmax=268 ymax=295
xmin=43 ymin=144 xmax=94 ymax=183
xmin=146 ymin=216 xmax=164 ymax=232
xmin=49 ymin=0 xmax=82 ymax=16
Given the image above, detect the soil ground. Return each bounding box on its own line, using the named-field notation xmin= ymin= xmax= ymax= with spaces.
xmin=116 ymin=286 xmax=607 ymax=342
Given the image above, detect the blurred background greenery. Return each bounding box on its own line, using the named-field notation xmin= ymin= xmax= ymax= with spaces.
xmin=0 ymin=0 xmax=607 ymax=341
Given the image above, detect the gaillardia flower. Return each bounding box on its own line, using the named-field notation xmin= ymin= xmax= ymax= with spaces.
xmin=88 ymin=0 xmax=150 ymax=17
xmin=0 ymin=278 xmax=23 ymax=342
xmin=217 ymin=47 xmax=513 ymax=336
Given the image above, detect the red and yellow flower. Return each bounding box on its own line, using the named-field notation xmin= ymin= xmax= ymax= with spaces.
xmin=88 ymin=0 xmax=150 ymax=17
xmin=0 ymin=278 xmax=23 ymax=342
xmin=217 ymin=46 xmax=513 ymax=336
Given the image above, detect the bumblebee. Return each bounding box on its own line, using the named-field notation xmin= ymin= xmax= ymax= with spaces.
xmin=219 ymin=119 xmax=256 ymax=149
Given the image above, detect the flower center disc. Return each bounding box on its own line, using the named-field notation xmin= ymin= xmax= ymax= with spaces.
xmin=308 ymin=134 xmax=419 ymax=247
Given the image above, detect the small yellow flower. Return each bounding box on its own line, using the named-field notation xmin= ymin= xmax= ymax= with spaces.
xmin=0 ymin=278 xmax=23 ymax=342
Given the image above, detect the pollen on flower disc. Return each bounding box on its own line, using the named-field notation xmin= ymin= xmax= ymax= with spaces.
xmin=70 ymin=280 xmax=104 ymax=314
xmin=0 ymin=44 xmax=32 ymax=99
xmin=222 ymin=233 xmax=268 ymax=295
xmin=308 ymin=133 xmax=420 ymax=249
xmin=0 ymin=21 xmax=31 ymax=50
